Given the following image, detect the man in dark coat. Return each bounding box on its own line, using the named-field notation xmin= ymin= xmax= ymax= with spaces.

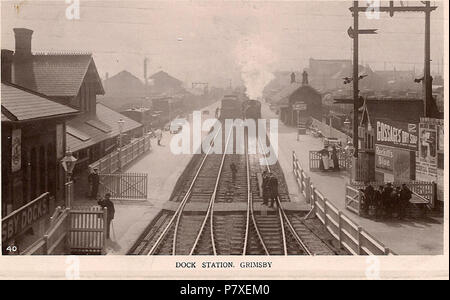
xmin=230 ymin=163 xmax=237 ymax=183
xmin=331 ymin=146 xmax=340 ymax=171
xmin=374 ymin=186 xmax=384 ymax=220
xmin=88 ymin=168 xmax=100 ymax=200
xmin=268 ymin=174 xmax=279 ymax=208
xmin=399 ymin=184 xmax=412 ymax=220
xmin=382 ymin=183 xmax=394 ymax=218
xmin=262 ymin=171 xmax=270 ymax=205
xmin=98 ymin=193 xmax=115 ymax=239
xmin=363 ymin=184 xmax=375 ymax=216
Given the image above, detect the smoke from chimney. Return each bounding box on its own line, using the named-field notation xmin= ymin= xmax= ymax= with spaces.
xmin=13 ymin=28 xmax=33 ymax=59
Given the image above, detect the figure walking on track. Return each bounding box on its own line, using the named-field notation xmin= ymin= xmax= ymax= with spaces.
xmin=230 ymin=163 xmax=237 ymax=183
xmin=268 ymin=173 xmax=279 ymax=208
xmin=98 ymin=193 xmax=115 ymax=239
xmin=262 ymin=170 xmax=270 ymax=206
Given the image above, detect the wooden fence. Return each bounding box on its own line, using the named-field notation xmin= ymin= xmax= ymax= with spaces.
xmin=21 ymin=206 xmax=107 ymax=255
xmin=309 ymin=150 xmax=352 ymax=171
xmin=99 ymin=173 xmax=148 ymax=200
xmin=293 ymin=151 xmax=395 ymax=255
xmin=89 ymin=134 xmax=151 ymax=174
xmin=69 ymin=206 xmax=107 ymax=255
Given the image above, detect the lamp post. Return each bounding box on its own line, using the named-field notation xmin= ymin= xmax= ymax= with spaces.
xmin=117 ymin=118 xmax=125 ymax=172
xmin=61 ymin=149 xmax=77 ymax=208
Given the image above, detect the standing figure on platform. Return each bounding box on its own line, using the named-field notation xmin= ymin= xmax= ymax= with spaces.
xmin=88 ymin=168 xmax=100 ymax=200
xmin=318 ymin=147 xmax=330 ymax=171
xmin=374 ymin=186 xmax=384 ymax=221
xmin=331 ymin=145 xmax=340 ymax=171
xmin=399 ymin=184 xmax=412 ymax=220
xmin=382 ymin=183 xmax=394 ymax=218
xmin=268 ymin=174 xmax=279 ymax=208
xmin=98 ymin=193 xmax=115 ymax=240
xmin=215 ymin=107 xmax=220 ymax=119
xmin=155 ymin=128 xmax=163 ymax=146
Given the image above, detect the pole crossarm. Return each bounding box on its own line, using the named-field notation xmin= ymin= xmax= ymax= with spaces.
xmin=349 ymin=6 xmax=437 ymax=13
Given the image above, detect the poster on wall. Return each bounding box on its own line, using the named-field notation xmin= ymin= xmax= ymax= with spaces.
xmin=11 ymin=129 xmax=21 ymax=173
xmin=375 ymin=119 xmax=418 ymax=151
xmin=416 ymin=118 xmax=441 ymax=179
xmin=56 ymin=124 xmax=64 ymax=159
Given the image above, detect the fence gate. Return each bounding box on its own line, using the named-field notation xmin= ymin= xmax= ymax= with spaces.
xmin=69 ymin=206 xmax=107 ymax=255
xmin=309 ymin=151 xmax=351 ymax=171
xmin=99 ymin=173 xmax=148 ymax=200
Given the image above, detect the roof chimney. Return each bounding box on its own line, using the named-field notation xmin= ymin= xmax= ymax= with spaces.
xmin=1 ymin=50 xmax=14 ymax=83
xmin=302 ymin=70 xmax=309 ymax=86
xmin=13 ymin=28 xmax=33 ymax=59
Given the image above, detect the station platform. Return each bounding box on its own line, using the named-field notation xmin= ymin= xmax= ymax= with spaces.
xmin=162 ymin=201 xmax=311 ymax=213
xmin=262 ymin=103 xmax=444 ymax=255
xmin=90 ymin=101 xmax=222 ymax=254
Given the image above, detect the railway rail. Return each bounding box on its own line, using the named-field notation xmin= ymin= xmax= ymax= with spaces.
xmin=129 ymin=123 xmax=333 ymax=256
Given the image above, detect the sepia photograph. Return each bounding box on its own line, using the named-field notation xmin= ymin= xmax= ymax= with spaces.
xmin=0 ymin=0 xmax=448 ymax=280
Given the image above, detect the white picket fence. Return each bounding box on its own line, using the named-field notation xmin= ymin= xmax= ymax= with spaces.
xmin=293 ymin=151 xmax=395 ymax=255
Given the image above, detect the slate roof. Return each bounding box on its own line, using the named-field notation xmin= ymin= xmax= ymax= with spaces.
xmin=1 ymin=82 xmax=78 ymax=122
xmin=11 ymin=53 xmax=104 ymax=97
xmin=274 ymin=83 xmax=321 ymax=106
xmin=66 ymin=103 xmax=142 ymax=152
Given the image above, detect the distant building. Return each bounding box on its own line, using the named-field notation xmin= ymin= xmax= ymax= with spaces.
xmin=98 ymin=70 xmax=148 ymax=112
xmin=273 ymin=72 xmax=322 ymax=126
xmin=148 ymin=70 xmax=186 ymax=96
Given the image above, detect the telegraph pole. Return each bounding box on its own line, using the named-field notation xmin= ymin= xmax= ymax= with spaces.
xmin=352 ymin=1 xmax=359 ymax=160
xmin=424 ymin=1 xmax=432 ymax=117
xmin=349 ymin=1 xmax=438 ymax=117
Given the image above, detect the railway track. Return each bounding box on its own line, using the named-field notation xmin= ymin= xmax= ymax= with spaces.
xmin=129 ymin=124 xmax=332 ymax=256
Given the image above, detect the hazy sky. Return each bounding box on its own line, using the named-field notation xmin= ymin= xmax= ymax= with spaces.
xmin=1 ymin=0 xmax=446 ymax=88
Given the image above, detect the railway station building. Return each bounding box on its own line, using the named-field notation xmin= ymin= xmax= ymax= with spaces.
xmin=1 ymin=81 xmax=78 ymax=252
xmin=274 ymin=71 xmax=322 ymax=126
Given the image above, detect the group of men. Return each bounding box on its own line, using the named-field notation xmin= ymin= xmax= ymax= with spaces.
xmin=262 ymin=171 xmax=279 ymax=208
xmin=361 ymin=183 xmax=412 ymax=221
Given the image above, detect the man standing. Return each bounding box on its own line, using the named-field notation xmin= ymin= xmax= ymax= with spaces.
xmin=399 ymin=184 xmax=412 ymax=220
xmin=382 ymin=182 xmax=394 ymax=218
xmin=230 ymin=163 xmax=237 ymax=183
xmin=88 ymin=168 xmax=100 ymax=200
xmin=98 ymin=193 xmax=115 ymax=240
xmin=268 ymin=174 xmax=279 ymax=208
xmin=262 ymin=171 xmax=270 ymax=206
xmin=155 ymin=128 xmax=163 ymax=146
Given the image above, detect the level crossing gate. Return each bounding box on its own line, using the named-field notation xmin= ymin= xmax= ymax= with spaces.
xmin=99 ymin=173 xmax=148 ymax=201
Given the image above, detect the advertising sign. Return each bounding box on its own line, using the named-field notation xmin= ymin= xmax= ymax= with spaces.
xmin=375 ymin=145 xmax=394 ymax=171
xmin=416 ymin=119 xmax=440 ymax=179
xmin=1 ymin=194 xmax=50 ymax=243
xmin=375 ymin=119 xmax=418 ymax=151
xmin=293 ymin=102 xmax=307 ymax=111
xmin=11 ymin=129 xmax=21 ymax=173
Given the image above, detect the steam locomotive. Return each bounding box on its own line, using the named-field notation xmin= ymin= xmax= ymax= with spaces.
xmin=220 ymin=94 xmax=261 ymax=121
